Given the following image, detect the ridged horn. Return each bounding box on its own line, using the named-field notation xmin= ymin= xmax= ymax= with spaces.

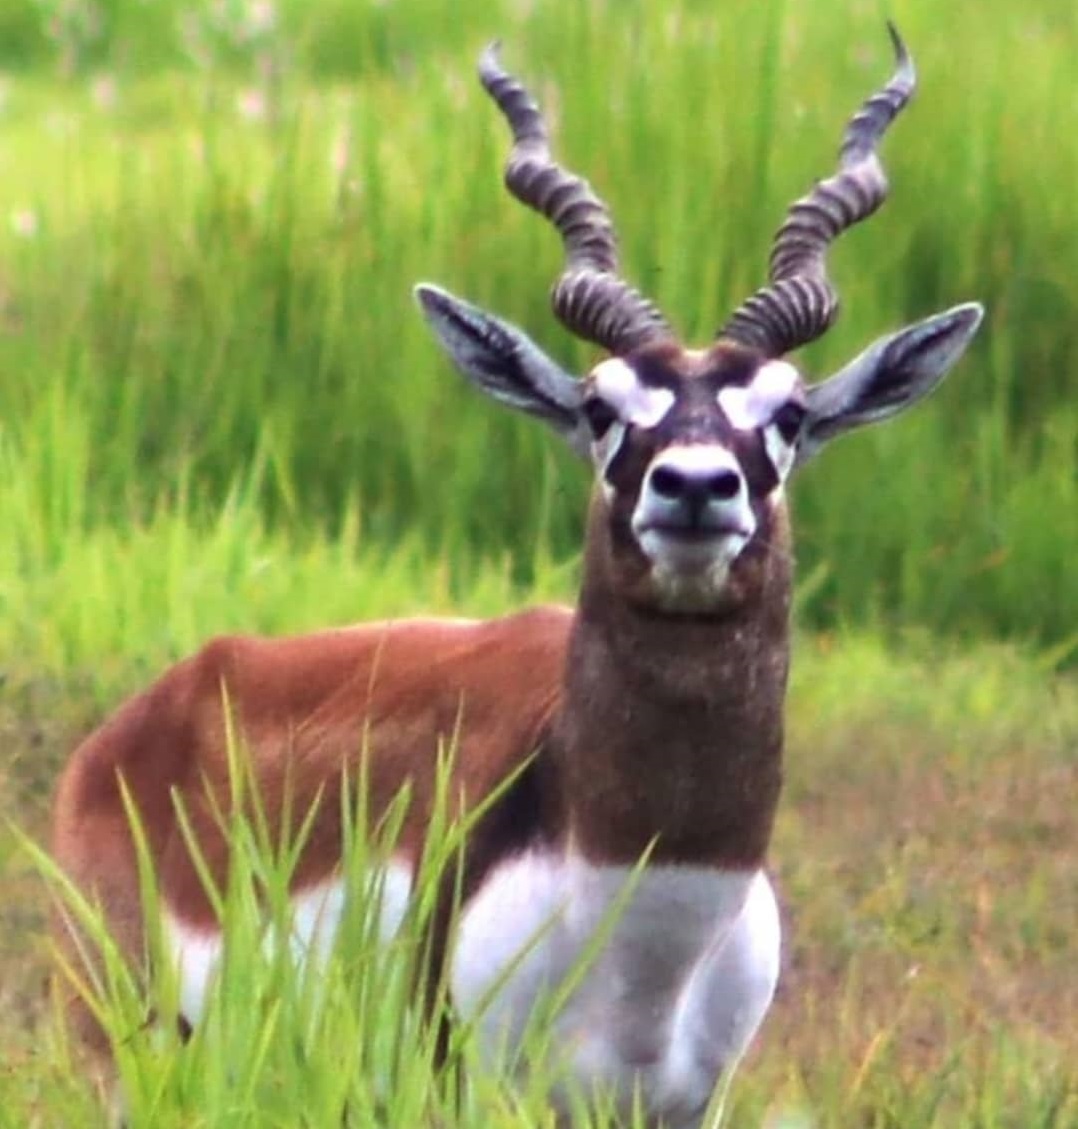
xmin=719 ymin=23 xmax=916 ymax=357
xmin=478 ymin=43 xmax=673 ymax=354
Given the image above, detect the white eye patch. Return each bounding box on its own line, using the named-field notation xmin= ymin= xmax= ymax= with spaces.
xmin=762 ymin=425 xmax=796 ymax=484
xmin=594 ymin=421 xmax=629 ymax=503
xmin=590 ymin=358 xmax=675 ymax=429
xmin=716 ymin=360 xmax=801 ymax=431
xmin=718 ymin=360 xmax=803 ymax=488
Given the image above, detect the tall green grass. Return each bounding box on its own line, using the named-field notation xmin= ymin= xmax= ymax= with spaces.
xmin=25 ymin=728 xmax=684 ymax=1128
xmin=0 ymin=0 xmax=1074 ymax=650
xmin=1 ymin=8 xmax=1074 ymax=1124
xmin=11 ymin=631 xmax=1075 ymax=1127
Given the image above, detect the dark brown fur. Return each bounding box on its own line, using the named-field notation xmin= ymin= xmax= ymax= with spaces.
xmin=550 ymin=492 xmax=791 ymax=866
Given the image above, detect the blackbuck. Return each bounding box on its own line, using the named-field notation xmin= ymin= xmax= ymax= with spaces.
xmin=52 ymin=26 xmax=982 ymax=1126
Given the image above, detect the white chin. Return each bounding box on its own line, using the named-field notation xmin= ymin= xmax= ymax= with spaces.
xmin=637 ymin=529 xmax=749 ymax=575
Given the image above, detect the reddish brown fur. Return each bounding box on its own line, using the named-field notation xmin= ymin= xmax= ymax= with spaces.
xmin=51 ymin=607 xmax=571 ymax=1054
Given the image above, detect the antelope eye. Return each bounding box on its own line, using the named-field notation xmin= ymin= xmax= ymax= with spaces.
xmin=583 ymin=397 xmax=618 ymax=440
xmin=772 ymin=402 xmax=806 ymax=443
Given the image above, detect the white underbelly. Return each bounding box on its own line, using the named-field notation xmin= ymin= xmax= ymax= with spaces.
xmin=164 ymin=849 xmax=779 ymax=1127
xmin=164 ymin=860 xmax=413 ymax=1028
xmin=451 ymin=851 xmax=781 ymax=1126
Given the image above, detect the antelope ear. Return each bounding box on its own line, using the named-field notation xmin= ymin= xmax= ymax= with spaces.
xmin=798 ymin=303 xmax=984 ymax=465
xmin=415 ymin=284 xmax=590 ymax=458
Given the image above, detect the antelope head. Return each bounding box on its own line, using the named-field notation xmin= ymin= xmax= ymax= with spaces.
xmin=417 ymin=26 xmax=983 ymax=615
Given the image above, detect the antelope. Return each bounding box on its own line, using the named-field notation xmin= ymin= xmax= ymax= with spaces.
xmin=52 ymin=26 xmax=982 ymax=1126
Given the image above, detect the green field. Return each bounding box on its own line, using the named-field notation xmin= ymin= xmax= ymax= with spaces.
xmin=1 ymin=0 xmax=1075 ymax=1124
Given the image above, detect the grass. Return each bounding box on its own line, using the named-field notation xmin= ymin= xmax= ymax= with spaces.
xmin=0 ymin=0 xmax=1075 ymax=643
xmin=1 ymin=0 xmax=1076 ymax=1124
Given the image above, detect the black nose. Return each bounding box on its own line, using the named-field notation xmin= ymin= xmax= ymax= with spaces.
xmin=650 ymin=465 xmax=742 ymax=507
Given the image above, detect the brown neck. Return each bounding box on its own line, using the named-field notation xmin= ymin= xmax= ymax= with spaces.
xmin=549 ymin=499 xmax=793 ymax=869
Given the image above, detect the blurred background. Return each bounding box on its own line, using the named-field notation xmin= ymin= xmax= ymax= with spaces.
xmin=0 ymin=0 xmax=1075 ymax=665
xmin=0 ymin=1 xmax=1074 ymax=1125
